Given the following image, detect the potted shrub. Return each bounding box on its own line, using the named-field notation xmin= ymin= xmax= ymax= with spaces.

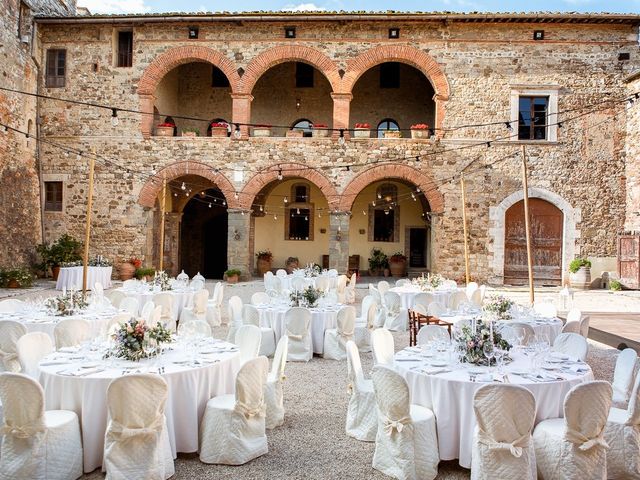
xmin=610 ymin=279 xmax=623 ymax=292
xmin=353 ymin=123 xmax=371 ymax=138
xmin=135 ymin=266 xmax=155 ymax=282
xmin=256 ymin=250 xmax=273 ymax=275
xmin=181 ymin=127 xmax=199 ymax=137
xmin=389 ymin=252 xmax=407 ymax=277
xmin=155 ymin=122 xmax=175 ymax=137
xmin=210 ymin=122 xmax=229 ymax=138
xmin=286 ymin=129 xmax=304 ymax=138
xmin=286 ymin=256 xmax=299 ymax=274
xmin=410 ymin=123 xmax=431 ymax=139
xmin=569 ymin=258 xmax=592 ymax=290
xmin=311 ymin=123 xmax=329 ymax=138
xmin=225 ymin=269 xmax=241 ymax=284
xmin=368 ymin=248 xmax=388 ymax=277
xmin=383 ymin=129 xmax=402 ymax=139
xmin=0 ymin=267 xmax=34 ymax=288
xmin=252 ymin=125 xmax=272 ymax=137
xmin=37 ymin=234 xmax=82 ymax=280
xmin=121 ymin=257 xmax=141 ymax=280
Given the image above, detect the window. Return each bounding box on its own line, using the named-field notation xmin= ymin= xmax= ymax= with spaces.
xmin=44 ymin=181 xmax=63 ymax=211
xmin=373 ymin=209 xmax=395 ymax=242
xmin=117 ymin=31 xmax=133 ymax=67
xmin=292 ymin=119 xmax=313 ymax=137
xmin=377 ymin=119 xmax=399 ymax=138
xmin=288 ymin=208 xmax=311 ymax=240
xmin=211 ymin=67 xmax=230 ymax=87
xmin=294 ymin=184 xmax=308 ymax=203
xmin=370 ymin=183 xmax=399 ymax=242
xmin=45 ymin=49 xmax=66 ymax=88
xmin=295 ymin=62 xmax=314 ymax=88
xmin=518 ymin=96 xmax=549 ymax=140
xmin=380 ymin=62 xmax=400 ymax=88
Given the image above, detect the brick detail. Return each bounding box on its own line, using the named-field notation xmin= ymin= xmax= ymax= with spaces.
xmin=138 ymin=161 xmax=239 ymax=209
xmin=338 ymin=163 xmax=444 ymax=213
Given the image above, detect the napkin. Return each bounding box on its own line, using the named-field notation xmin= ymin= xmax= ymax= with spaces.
xmin=476 ymin=373 xmax=494 ymax=383
xmin=58 ymin=367 xmax=104 ymax=377
xmin=40 ymin=360 xmax=71 ymax=366
xmin=421 ymin=367 xmax=450 ymax=375
xmin=565 ymin=365 xmax=589 ymax=374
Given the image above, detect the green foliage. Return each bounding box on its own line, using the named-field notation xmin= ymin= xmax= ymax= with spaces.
xmin=610 ymin=279 xmax=622 ymax=291
xmin=0 ymin=267 xmax=34 ymax=288
xmin=36 ymin=234 xmax=82 ymax=268
xmin=256 ymin=250 xmax=273 ymax=261
xmin=390 ymin=252 xmax=407 ymax=262
xmin=225 ymin=269 xmax=241 ymax=277
xmin=135 ymin=267 xmax=155 ymax=279
xmin=569 ymin=258 xmax=592 ymax=273
xmin=368 ymin=248 xmax=389 ymax=270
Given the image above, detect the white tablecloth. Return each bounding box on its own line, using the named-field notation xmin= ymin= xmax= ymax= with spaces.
xmin=443 ymin=314 xmax=564 ymax=344
xmin=274 ymin=273 xmax=338 ymax=291
xmin=395 ymin=349 xmax=593 ymax=468
xmin=255 ymin=304 xmax=339 ymax=354
xmin=389 ymin=285 xmax=459 ymax=309
xmin=56 ymin=266 xmax=112 ymax=291
xmin=116 ymin=287 xmax=195 ymax=321
xmin=39 ymin=339 xmax=241 ymax=472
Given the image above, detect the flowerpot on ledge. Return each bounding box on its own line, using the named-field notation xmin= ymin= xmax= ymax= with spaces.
xmin=353 ymin=128 xmax=371 ymax=138
xmin=7 ymin=279 xmax=19 ymax=288
xmin=410 ymin=129 xmax=430 ymax=139
xmin=52 ymin=265 xmax=61 ymax=281
xmin=210 ymin=127 xmax=228 ymax=138
xmin=257 ymin=258 xmax=272 ymax=276
xmin=389 ymin=259 xmax=406 ymax=277
xmin=383 ymin=130 xmax=402 ymax=139
xmin=569 ymin=267 xmax=591 ymax=290
xmin=155 ymin=126 xmax=174 ymax=137
xmin=252 ymin=127 xmax=272 ymax=137
xmin=286 ymin=130 xmax=304 ymax=138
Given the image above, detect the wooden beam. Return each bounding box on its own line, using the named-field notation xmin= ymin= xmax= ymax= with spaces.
xmin=521 ymin=145 xmax=535 ymax=305
xmin=158 ymin=176 xmax=166 ymax=272
xmin=460 ymin=174 xmax=470 ymax=284
xmin=82 ymin=156 xmax=95 ymax=294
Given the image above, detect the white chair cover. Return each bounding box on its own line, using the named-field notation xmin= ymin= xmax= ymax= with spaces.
xmin=152 ymin=293 xmax=175 ymax=331
xmin=449 ymin=290 xmax=468 ymax=310
xmin=508 ymin=322 xmax=536 ymax=346
xmin=243 ymin=304 xmax=276 ymax=357
xmin=371 ymin=328 xmax=395 ymax=366
xmin=0 ymin=372 xmax=83 ymax=480
xmin=16 ymin=333 xmax=53 ymax=379
xmin=104 ymin=374 xmax=174 ymax=480
xmin=345 ymin=341 xmax=377 ymax=442
xmin=93 ymin=282 xmax=104 ymax=297
xmin=105 ymin=313 xmax=131 ymax=336
xmin=251 ymin=292 xmax=270 ymax=305
xmin=327 ymin=269 xmax=338 ymax=277
xmin=314 ymin=276 xmax=330 ymax=292
xmin=0 ymin=299 xmax=24 ymax=313
xmin=206 ymin=282 xmax=224 ymax=327
xmin=344 ymin=272 xmax=357 ymax=304
xmin=427 ymin=302 xmax=446 ymax=317
xmin=150 ymin=305 xmax=162 ymax=327
xmin=199 ymin=356 xmax=269 ymax=464
xmin=416 ymin=325 xmax=450 ymax=345
xmin=192 ymin=271 xmax=206 ymax=283
xmin=553 ymin=332 xmax=588 ymax=361
xmin=139 ymin=301 xmax=154 ymax=323
xmin=122 ymin=279 xmax=137 ymax=289
xmin=119 ymin=297 xmax=139 ymax=317
xmin=466 ymin=282 xmax=479 ymax=300
xmin=566 ymin=308 xmax=582 ymax=323
xmin=177 ymin=319 xmax=212 ymax=337
xmin=368 ymin=284 xmax=381 ymax=304
xmin=413 ymin=293 xmax=435 ymax=310
xmin=235 ymin=324 xmax=261 ymax=365
xmin=226 ymin=295 xmax=244 ymax=342
xmin=355 ymin=299 xmax=377 ymax=353
xmin=291 ymin=276 xmax=306 ymax=292
xmin=182 ymin=289 xmax=208 ymax=323
xmin=611 ymin=348 xmax=638 ymax=409
xmin=265 ymin=336 xmax=288 ymax=429
xmin=579 ymin=316 xmax=590 ymax=339
xmin=533 ymin=302 xmax=558 ymax=318
xmin=562 ymin=321 xmax=581 ymax=334
xmin=284 ymin=307 xmax=312 ymax=362
xmin=276 ymin=269 xmax=287 ymax=278
xmin=107 ymin=290 xmax=127 ymax=309
xmin=0 ymin=321 xmax=27 ymax=372
xmin=334 ymin=275 xmax=348 ymax=304
xmin=190 ymin=279 xmax=205 ymax=291
xmin=323 ymin=306 xmax=356 ymax=360
xmin=469 ymin=288 xmax=483 ymax=308
xmin=471 ymin=384 xmax=537 ymax=480
xmin=377 ymin=281 xmax=390 ymax=297
xmin=383 ymin=291 xmax=408 ymax=331
xmin=395 ymin=279 xmax=410 ymax=287
xmin=371 ymin=366 xmax=439 ymax=480
xmin=53 ymin=318 xmax=91 ymax=350
xmin=412 ymin=304 xmax=428 ymax=316
xmin=533 ymin=381 xmax=612 ymax=480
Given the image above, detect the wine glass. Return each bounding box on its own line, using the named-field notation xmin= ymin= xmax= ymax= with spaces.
xmin=483 ymin=342 xmax=495 ymax=368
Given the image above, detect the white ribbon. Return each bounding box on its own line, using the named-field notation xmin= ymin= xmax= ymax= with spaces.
xmin=235 ymin=400 xmax=266 ymax=418
xmin=565 ymin=428 xmax=609 ymax=451
xmin=0 ymin=349 xmax=18 ymax=365
xmin=286 ymin=331 xmax=304 ymax=342
xmin=109 ymin=416 xmax=163 ymax=440
xmin=0 ymin=421 xmax=46 ymax=438
xmin=382 ymin=415 xmax=411 ymax=436
xmin=477 ymin=429 xmax=530 ymax=458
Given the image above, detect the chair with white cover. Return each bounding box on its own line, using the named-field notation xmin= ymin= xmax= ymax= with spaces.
xmin=471 ymin=384 xmax=536 ymax=480
xmin=611 ymin=348 xmax=638 ymax=409
xmin=243 ymin=304 xmax=276 ymax=357
xmin=152 ymin=293 xmax=175 ymax=331
xmin=344 ymin=273 xmax=357 ymax=304
xmin=552 ymin=332 xmax=588 ymax=361
xmin=150 ymin=306 xmax=162 ymax=327
xmin=53 ymin=318 xmax=91 ymax=350
xmin=251 ymin=292 xmax=270 ymax=306
xmin=466 ymin=282 xmax=479 ymax=300
xmin=507 ymin=322 xmax=536 ymax=346
xmin=314 ymin=276 xmax=329 ymax=292
xmin=0 ymin=372 xmax=83 ymax=480
xmin=533 ymin=302 xmax=558 ymax=318
xmin=427 ymin=302 xmax=446 ymax=317
xmin=207 ymin=282 xmax=224 ymax=327
xmin=16 ymin=332 xmax=53 ymax=379
xmin=323 ymin=306 xmax=356 ymax=360
xmin=0 ymin=299 xmax=24 ymax=313
xmin=284 ymin=307 xmax=312 ymax=362
xmin=327 ymin=269 xmax=339 ymax=277
xmin=275 ymin=269 xmax=287 ymax=279
xmin=371 ymin=366 xmax=439 ymax=480
xmin=377 ymin=281 xmax=390 ymax=297
xmin=604 ymin=370 xmax=640 ymax=479
xmin=119 ymin=297 xmax=139 ymax=317
xmin=395 ymin=279 xmax=410 ymax=287
xmin=413 ymin=292 xmax=435 ymax=311
xmin=190 ymin=278 xmax=205 ymax=292
xmin=235 ymin=324 xmax=262 ymax=365
xmin=345 ymin=340 xmax=377 ymax=442
xmin=579 ymin=316 xmax=590 ymax=339
xmin=533 ymin=381 xmax=612 ymax=480
xmin=413 ymin=304 xmax=428 ymax=316
xmin=181 ymin=289 xmax=208 ymax=324
xmin=177 ymin=318 xmax=212 ymax=337
xmin=417 ymin=325 xmax=450 ymax=345
xmin=383 ymin=291 xmax=408 ymax=332
xmin=371 ymin=328 xmax=395 ymax=366
xmin=469 ymin=288 xmax=483 ymax=308
xmin=199 ymin=356 xmax=269 ymax=465
xmin=566 ymin=308 xmax=582 ymax=323
xmin=0 ymin=320 xmax=27 ymax=372
xmin=122 ymin=279 xmax=137 ymax=289
xmin=449 ymin=290 xmax=469 ymax=310
xmin=104 ymin=374 xmax=174 ymax=480
xmin=226 ymin=295 xmax=244 ymax=342
xmin=139 ymin=301 xmax=154 ymax=323
xmin=93 ymin=282 xmax=104 ymax=297
xmin=562 ymin=321 xmax=581 ymax=334
xmin=291 ymin=276 xmax=307 ymax=292
xmin=265 ymin=336 xmax=288 ymax=430
xmin=355 ymin=298 xmax=377 ymax=353
xmin=105 ymin=313 xmax=131 ymax=336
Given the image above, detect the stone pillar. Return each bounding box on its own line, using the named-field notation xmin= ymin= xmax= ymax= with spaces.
xmin=329 ymin=211 xmax=350 ymax=273
xmin=227 ymin=209 xmax=252 ymax=279
xmin=139 ymin=94 xmax=156 ymax=139
xmin=626 ymin=78 xmax=640 ymax=232
xmin=164 ymin=212 xmax=182 ymax=277
xmin=331 ymin=92 xmax=352 ymax=139
xmin=231 ymin=93 xmax=254 ymax=139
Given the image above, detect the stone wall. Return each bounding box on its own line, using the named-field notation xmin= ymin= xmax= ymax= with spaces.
xmin=626 ymin=74 xmax=640 ymax=233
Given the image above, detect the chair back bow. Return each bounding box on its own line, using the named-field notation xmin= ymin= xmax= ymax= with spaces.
xmin=285 ymin=330 xmax=304 ymax=342
xmin=477 ymin=428 xmax=530 ymax=458
xmin=109 ymin=416 xmax=163 ymax=440
xmin=0 ymin=420 xmax=46 ymax=438
xmin=381 ymin=414 xmax=411 ymax=436
xmin=235 ymin=400 xmax=266 ymax=418
xmin=565 ymin=427 xmax=609 ymax=451
xmin=0 ymin=348 xmax=18 ymax=364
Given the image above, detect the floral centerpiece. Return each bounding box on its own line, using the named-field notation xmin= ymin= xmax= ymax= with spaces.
xmin=89 ymin=256 xmax=112 ymax=267
xmin=61 ymin=261 xmax=82 ymax=267
xmin=456 ymin=320 xmax=512 ymax=365
xmin=290 ymin=286 xmax=324 ymax=308
xmin=302 ymin=263 xmax=321 ymax=277
xmin=106 ymin=318 xmax=173 ymax=362
xmin=153 ymin=270 xmax=172 ymax=291
xmin=45 ymin=290 xmax=88 ymax=316
xmin=483 ymin=295 xmax=515 ymax=320
xmin=412 ymin=273 xmax=444 ymax=291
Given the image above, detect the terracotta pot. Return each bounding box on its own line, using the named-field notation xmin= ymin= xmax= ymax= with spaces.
xmin=120 ymin=262 xmax=135 ymax=280
xmin=252 ymin=128 xmax=272 ymax=137
xmin=52 ymin=265 xmax=61 ymax=281
xmin=389 ymin=259 xmax=406 ymax=277
xmin=411 ymin=129 xmax=430 ymax=139
xmin=286 ymin=130 xmax=304 ymax=138
xmin=181 ymin=131 xmax=197 ymax=137
xmin=227 ymin=275 xmax=239 ymax=284
xmin=7 ymin=279 xmax=19 ymax=288
xmin=210 ymin=127 xmax=228 ymax=138
xmin=155 ymin=126 xmax=174 ymax=137
xmin=353 ymin=128 xmax=371 ymax=138
xmin=257 ymin=258 xmax=272 ymax=276
xmin=383 ymin=130 xmax=402 ymax=139
xmin=570 ymin=266 xmax=591 ymax=290
xmin=312 ymin=129 xmax=329 ymax=138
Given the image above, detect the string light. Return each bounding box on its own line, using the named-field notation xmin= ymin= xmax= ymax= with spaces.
xmin=372 ymin=200 xmax=376 ymax=207
xmin=277 ymin=169 xmax=283 ymax=181
xmin=222 ymin=200 xmax=226 ymax=206
xmin=111 ymin=108 xmax=119 ymax=127
xmin=181 ymin=182 xmax=186 ymax=190
xmin=505 ymin=122 xmax=513 ymax=131
xmin=274 ymin=214 xmax=278 ymax=220
xmin=296 ymin=208 xmax=300 ymax=214
xmin=338 ymin=129 xmax=345 ymax=145
xmin=234 ymin=192 xmax=239 ymax=199
xmin=284 ymin=196 xmax=288 ymax=203
xmin=234 ymin=124 xmax=241 ymax=139
xmin=209 ymin=203 xmax=212 ymax=208
xmin=259 ymin=205 xmax=263 ymax=212
xmin=362 ymin=210 xmax=367 ymax=216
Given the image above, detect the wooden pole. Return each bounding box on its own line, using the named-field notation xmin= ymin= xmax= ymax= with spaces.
xmin=159 ymin=176 xmax=167 ymax=272
xmin=460 ymin=174 xmax=470 ymax=284
xmin=82 ymin=156 xmax=95 ymax=294
xmin=521 ymin=145 xmax=535 ymax=305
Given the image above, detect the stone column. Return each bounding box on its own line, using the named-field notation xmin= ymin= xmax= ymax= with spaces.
xmin=227 ymin=209 xmax=252 ymax=279
xmin=164 ymin=212 xmax=182 ymax=277
xmin=139 ymin=94 xmax=156 ymax=139
xmin=231 ymin=93 xmax=254 ymax=139
xmin=331 ymin=92 xmax=352 ymax=139
xmin=329 ymin=211 xmax=350 ymax=273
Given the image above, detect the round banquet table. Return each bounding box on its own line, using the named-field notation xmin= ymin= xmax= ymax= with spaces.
xmin=116 ymin=287 xmax=195 ymax=321
xmin=389 ymin=285 xmax=459 ymax=309
xmin=56 ymin=266 xmax=113 ymax=291
xmin=255 ymin=304 xmax=340 ymax=354
xmin=39 ymin=339 xmax=241 ymax=472
xmin=395 ymin=348 xmax=593 ymax=468
xmin=443 ymin=314 xmax=564 ymax=344
xmin=275 ymin=273 xmax=338 ymax=291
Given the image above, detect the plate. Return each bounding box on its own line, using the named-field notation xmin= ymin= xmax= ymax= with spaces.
xmin=467 ymin=367 xmax=485 ymax=374
xmin=172 ymin=359 xmax=190 ymax=364
xmin=510 ymin=369 xmax=528 ymax=375
xmin=431 ymin=361 xmax=449 ymax=367
xmin=80 ymin=362 xmax=100 ymax=369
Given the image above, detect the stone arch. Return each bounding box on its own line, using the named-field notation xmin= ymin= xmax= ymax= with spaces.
xmin=240 ymin=163 xmax=339 ymax=209
xmin=137 ymin=45 xmax=241 ymax=96
xmin=138 ymin=161 xmax=239 ymax=209
xmin=338 ymin=164 xmax=444 ymax=214
xmin=488 ymin=187 xmax=581 ymax=285
xmin=239 ymin=45 xmax=342 ymax=94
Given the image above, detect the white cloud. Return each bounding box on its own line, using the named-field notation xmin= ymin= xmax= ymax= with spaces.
xmin=281 ymin=3 xmax=326 ymax=11
xmin=77 ymin=0 xmax=151 ymax=14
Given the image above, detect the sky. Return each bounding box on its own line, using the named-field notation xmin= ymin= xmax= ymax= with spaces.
xmin=77 ymin=0 xmax=640 ymax=15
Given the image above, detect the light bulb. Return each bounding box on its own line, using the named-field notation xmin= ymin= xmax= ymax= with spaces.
xmin=296 ymin=208 xmax=300 ymax=214
xmin=173 ymin=192 xmax=177 ymax=197
xmin=274 ymin=214 xmax=278 ymax=220
xmin=222 ymin=200 xmax=226 ymax=206
xmin=362 ymin=210 xmax=366 ymax=216
xmin=234 ymin=126 xmax=241 ymax=139
xmin=209 ymin=203 xmax=212 ymax=208
xmin=304 ymin=216 xmax=308 ymax=221
xmin=234 ymin=192 xmax=239 ymax=199
xmin=259 ymin=205 xmax=263 ymax=212
xmin=181 ymin=182 xmax=186 ymax=190
xmin=277 ymin=169 xmax=283 ymax=181
xmin=111 ymin=108 xmax=119 ymax=127
xmin=284 ymin=196 xmax=288 ymax=203
xmin=338 ymin=135 xmax=345 ymax=145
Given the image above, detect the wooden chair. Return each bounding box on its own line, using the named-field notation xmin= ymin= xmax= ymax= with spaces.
xmin=408 ymin=309 xmax=452 ymax=346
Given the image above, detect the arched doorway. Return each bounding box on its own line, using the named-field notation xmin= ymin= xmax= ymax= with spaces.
xmin=504 ymin=198 xmax=563 ymax=285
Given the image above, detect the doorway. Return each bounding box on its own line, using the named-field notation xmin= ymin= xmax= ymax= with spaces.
xmin=409 ymin=227 xmax=428 ymax=268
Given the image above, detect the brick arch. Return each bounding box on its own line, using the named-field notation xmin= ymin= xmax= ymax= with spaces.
xmin=338 ymin=164 xmax=444 ymax=214
xmin=240 ymin=163 xmax=339 ymax=209
xmin=137 ymin=45 xmax=241 ymax=96
xmin=138 ymin=161 xmax=239 ymax=209
xmin=239 ymin=45 xmax=342 ymax=94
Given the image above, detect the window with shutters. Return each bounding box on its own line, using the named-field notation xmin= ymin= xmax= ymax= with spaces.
xmin=44 ymin=181 xmax=63 ymax=211
xmin=117 ymin=31 xmax=133 ymax=67
xmin=46 ymin=49 xmax=66 ymax=88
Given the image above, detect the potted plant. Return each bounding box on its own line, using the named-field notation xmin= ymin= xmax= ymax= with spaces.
xmin=121 ymin=257 xmax=141 ymax=280
xmin=569 ymin=258 xmax=592 ymax=290
xmin=410 ymin=123 xmax=431 ymax=139
xmin=181 ymin=127 xmax=199 ymax=137
xmin=610 ymin=279 xmax=623 ymax=292
xmin=286 ymin=129 xmax=304 ymax=138
xmin=135 ymin=266 xmax=156 ymax=282
xmin=368 ymin=248 xmax=388 ymax=277
xmin=311 ymin=123 xmax=329 ymax=138
xmin=389 ymin=252 xmax=407 ymax=277
xmin=209 ymin=122 xmax=229 ymax=138
xmin=286 ymin=256 xmax=299 ymax=274
xmin=0 ymin=267 xmax=34 ymax=288
xmin=155 ymin=122 xmax=175 ymax=137
xmin=256 ymin=250 xmax=273 ymax=275
xmin=353 ymin=123 xmax=371 ymax=138
xmin=225 ymin=268 xmax=241 ymax=284
xmin=383 ymin=129 xmax=402 ymax=139
xmin=37 ymin=234 xmax=82 ymax=280
xmin=252 ymin=124 xmax=272 ymax=137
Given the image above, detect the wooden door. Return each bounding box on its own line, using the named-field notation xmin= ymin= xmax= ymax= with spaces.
xmin=618 ymin=235 xmax=640 ymax=289
xmin=409 ymin=228 xmax=427 ymax=268
xmin=504 ymin=198 xmax=563 ymax=285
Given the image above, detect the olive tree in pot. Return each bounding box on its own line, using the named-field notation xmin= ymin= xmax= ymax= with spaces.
xmin=368 ymin=248 xmax=388 ymax=277
xmin=256 ymin=250 xmax=273 ymax=276
xmin=569 ymin=258 xmax=591 ymax=290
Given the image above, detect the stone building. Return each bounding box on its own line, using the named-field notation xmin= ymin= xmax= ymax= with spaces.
xmin=3 ymin=9 xmax=640 ymax=285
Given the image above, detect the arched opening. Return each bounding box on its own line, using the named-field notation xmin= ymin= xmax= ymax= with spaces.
xmin=350 ymin=62 xmax=436 ymax=137
xmin=292 ymin=118 xmax=313 ymax=137
xmin=504 ymin=198 xmax=563 ymax=286
xmin=153 ymin=62 xmax=232 ymax=136
xmin=250 ymin=62 xmax=333 ymax=137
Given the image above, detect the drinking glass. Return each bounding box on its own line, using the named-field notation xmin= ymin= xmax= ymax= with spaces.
xmin=483 ymin=342 xmax=495 ymax=368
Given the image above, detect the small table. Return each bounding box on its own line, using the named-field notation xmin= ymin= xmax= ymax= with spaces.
xmin=56 ymin=266 xmax=113 ymax=291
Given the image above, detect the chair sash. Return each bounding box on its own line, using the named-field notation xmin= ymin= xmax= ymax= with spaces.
xmin=0 ymin=419 xmax=46 ymax=438
xmin=0 ymin=348 xmax=18 ymax=365
xmin=235 ymin=399 xmax=266 ymax=418
xmin=565 ymin=427 xmax=609 ymax=451
xmin=109 ymin=415 xmax=164 ymax=440
xmin=477 ymin=428 xmax=530 ymax=458
xmin=381 ymin=414 xmax=411 ymax=436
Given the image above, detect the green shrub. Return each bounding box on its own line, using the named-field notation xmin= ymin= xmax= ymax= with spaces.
xmin=569 ymin=258 xmax=591 ymax=273
xmin=135 ymin=267 xmax=155 ymax=279
xmin=0 ymin=267 xmax=34 ymax=288
xmin=610 ymin=279 xmax=622 ymax=291
xmin=225 ymin=269 xmax=241 ymax=277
